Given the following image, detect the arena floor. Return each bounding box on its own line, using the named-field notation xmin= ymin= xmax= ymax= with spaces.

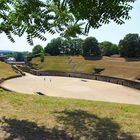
xmin=1 ymin=73 xmax=140 ymax=105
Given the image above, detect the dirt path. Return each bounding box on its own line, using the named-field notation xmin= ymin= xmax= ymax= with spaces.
xmin=1 ymin=73 xmax=140 ymax=105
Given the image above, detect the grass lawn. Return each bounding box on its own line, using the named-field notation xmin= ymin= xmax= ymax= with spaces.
xmin=0 ymin=62 xmax=17 ymax=79
xmin=0 ymin=89 xmax=140 ymax=139
xmin=31 ymin=56 xmax=140 ymax=80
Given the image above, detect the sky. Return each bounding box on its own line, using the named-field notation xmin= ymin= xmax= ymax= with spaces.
xmin=0 ymin=0 xmax=140 ymax=52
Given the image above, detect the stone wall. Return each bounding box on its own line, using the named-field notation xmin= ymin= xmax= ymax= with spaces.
xmin=12 ymin=65 xmax=25 ymax=76
xmin=93 ymin=75 xmax=140 ymax=90
xmin=17 ymin=65 xmax=140 ymax=90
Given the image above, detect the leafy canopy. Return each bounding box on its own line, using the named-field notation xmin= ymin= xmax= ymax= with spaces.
xmin=45 ymin=38 xmax=83 ymax=55
xmin=32 ymin=44 xmax=44 ymax=56
xmin=100 ymin=41 xmax=119 ymax=56
xmin=83 ymin=37 xmax=101 ymax=57
xmin=45 ymin=37 xmax=64 ymax=55
xmin=119 ymin=33 xmax=140 ymax=58
xmin=0 ymin=0 xmax=136 ymax=45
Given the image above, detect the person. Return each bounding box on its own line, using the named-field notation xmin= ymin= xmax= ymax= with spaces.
xmin=44 ymin=77 xmax=46 ymax=81
xmin=50 ymin=79 xmax=51 ymax=82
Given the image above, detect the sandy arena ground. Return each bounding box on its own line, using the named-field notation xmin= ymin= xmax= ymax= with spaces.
xmin=1 ymin=73 xmax=140 ymax=105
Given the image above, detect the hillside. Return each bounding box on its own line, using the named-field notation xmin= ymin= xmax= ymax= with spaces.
xmin=0 ymin=89 xmax=140 ymax=139
xmin=0 ymin=62 xmax=17 ymax=79
xmin=31 ymin=56 xmax=140 ymax=80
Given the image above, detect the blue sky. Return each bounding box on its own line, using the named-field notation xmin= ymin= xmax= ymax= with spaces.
xmin=0 ymin=0 xmax=140 ymax=52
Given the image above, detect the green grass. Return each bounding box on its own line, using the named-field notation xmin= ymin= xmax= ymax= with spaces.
xmin=0 ymin=89 xmax=140 ymax=139
xmin=0 ymin=62 xmax=17 ymax=79
xmin=31 ymin=56 xmax=140 ymax=80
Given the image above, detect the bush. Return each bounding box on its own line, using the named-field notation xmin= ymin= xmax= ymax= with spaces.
xmin=93 ymin=68 xmax=105 ymax=74
xmin=40 ymin=53 xmax=45 ymax=62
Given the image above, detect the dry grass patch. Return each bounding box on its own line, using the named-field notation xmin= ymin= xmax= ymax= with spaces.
xmin=0 ymin=62 xmax=17 ymax=79
xmin=31 ymin=56 xmax=140 ymax=79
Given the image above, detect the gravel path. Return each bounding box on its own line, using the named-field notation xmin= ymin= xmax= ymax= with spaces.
xmin=1 ymin=73 xmax=140 ymax=105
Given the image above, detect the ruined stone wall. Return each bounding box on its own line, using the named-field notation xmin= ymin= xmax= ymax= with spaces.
xmin=17 ymin=65 xmax=140 ymax=90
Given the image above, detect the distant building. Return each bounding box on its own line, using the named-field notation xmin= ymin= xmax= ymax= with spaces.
xmin=0 ymin=54 xmax=7 ymax=62
xmin=5 ymin=57 xmax=16 ymax=63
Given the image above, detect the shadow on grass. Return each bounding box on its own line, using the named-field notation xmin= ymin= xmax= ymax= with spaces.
xmin=0 ymin=117 xmax=71 ymax=140
xmin=55 ymin=110 xmax=137 ymax=140
xmin=0 ymin=110 xmax=137 ymax=140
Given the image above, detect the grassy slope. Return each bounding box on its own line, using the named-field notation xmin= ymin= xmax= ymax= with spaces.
xmin=32 ymin=56 xmax=140 ymax=79
xmin=0 ymin=62 xmax=17 ymax=79
xmin=0 ymin=89 xmax=140 ymax=139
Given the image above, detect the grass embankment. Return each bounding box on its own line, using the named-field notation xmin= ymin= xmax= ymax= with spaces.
xmin=0 ymin=62 xmax=17 ymax=79
xmin=32 ymin=56 xmax=140 ymax=79
xmin=0 ymin=89 xmax=140 ymax=139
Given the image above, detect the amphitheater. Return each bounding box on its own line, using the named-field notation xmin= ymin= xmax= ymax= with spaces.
xmin=1 ymin=72 xmax=140 ymax=105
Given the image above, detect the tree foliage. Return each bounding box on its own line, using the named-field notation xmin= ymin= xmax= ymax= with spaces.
xmin=16 ymin=52 xmax=24 ymax=61
xmin=0 ymin=0 xmax=136 ymax=45
xmin=83 ymin=37 xmax=101 ymax=57
xmin=32 ymin=45 xmax=44 ymax=56
xmin=63 ymin=39 xmax=83 ymax=55
xmin=44 ymin=38 xmax=83 ymax=56
xmin=0 ymin=0 xmax=50 ymax=45
xmin=64 ymin=0 xmax=135 ymax=31
xmin=40 ymin=53 xmax=45 ymax=62
xmin=45 ymin=37 xmax=64 ymax=55
xmin=100 ymin=41 xmax=119 ymax=56
xmin=119 ymin=33 xmax=140 ymax=58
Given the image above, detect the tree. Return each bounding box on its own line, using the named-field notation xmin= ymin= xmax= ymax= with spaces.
xmin=44 ymin=37 xmax=83 ymax=56
xmin=0 ymin=0 xmax=136 ymax=45
xmin=100 ymin=41 xmax=119 ymax=56
xmin=44 ymin=37 xmax=64 ymax=55
xmin=16 ymin=52 xmax=24 ymax=61
xmin=32 ymin=45 xmax=44 ymax=56
xmin=0 ymin=0 xmax=50 ymax=45
xmin=119 ymin=34 xmax=140 ymax=58
xmin=63 ymin=39 xmax=83 ymax=55
xmin=64 ymin=0 xmax=135 ymax=29
xmin=70 ymin=39 xmax=83 ymax=55
xmin=83 ymin=37 xmax=101 ymax=57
